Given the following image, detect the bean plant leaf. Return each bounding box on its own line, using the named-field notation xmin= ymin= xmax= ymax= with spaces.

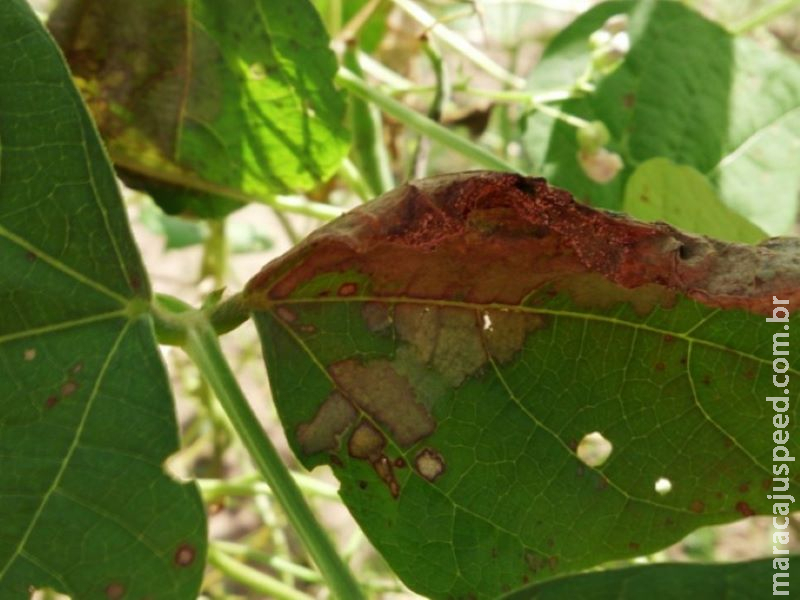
xmin=523 ymin=0 xmax=800 ymax=235
xmin=624 ymin=158 xmax=766 ymax=244
xmin=48 ymin=0 xmax=349 ymax=217
xmin=0 ymin=2 xmax=205 ymax=598
xmin=245 ymin=171 xmax=799 ymax=599
xmin=500 ymin=556 xmax=796 ymax=599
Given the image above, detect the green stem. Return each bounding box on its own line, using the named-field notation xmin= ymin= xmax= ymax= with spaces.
xmin=183 ymin=322 xmax=365 ymax=600
xmin=391 ymin=0 xmax=526 ymax=89
xmin=200 ymin=218 xmax=228 ymax=288
xmin=336 ymin=67 xmax=519 ymax=173
xmin=207 ymin=545 xmax=315 ymax=600
xmin=212 ymin=540 xmax=321 ymax=583
xmin=198 ymin=472 xmax=339 ymax=502
xmin=338 ymin=157 xmax=375 ymax=202
xmin=730 ymin=0 xmax=800 ymax=34
xmin=344 ymin=45 xmax=395 ymax=196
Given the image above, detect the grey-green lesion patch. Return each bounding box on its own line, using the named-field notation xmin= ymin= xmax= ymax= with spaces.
xmin=329 ymin=358 xmax=435 ymax=447
xmin=362 ymin=301 xmax=393 ymax=333
xmin=297 ymin=392 xmax=358 ymax=455
xmin=395 ymin=304 xmax=487 ymax=386
xmin=482 ymin=309 xmax=547 ymax=363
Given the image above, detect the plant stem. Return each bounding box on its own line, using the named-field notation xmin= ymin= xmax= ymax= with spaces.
xmin=213 ymin=540 xmax=322 ymax=583
xmin=184 ymin=322 xmax=365 ymax=600
xmin=730 ymin=0 xmax=800 ymax=34
xmin=391 ymin=0 xmax=526 ymax=89
xmin=197 ymin=472 xmax=340 ymax=502
xmin=200 ymin=218 xmax=228 ymax=288
xmin=207 ymin=544 xmax=315 ymax=600
xmin=336 ymin=67 xmax=519 ymax=173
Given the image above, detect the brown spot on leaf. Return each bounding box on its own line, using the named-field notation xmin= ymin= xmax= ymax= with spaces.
xmin=105 ymin=583 xmax=125 ymax=599
xmin=743 ymin=368 xmax=755 ymax=380
xmin=297 ymin=392 xmax=357 ymax=455
xmin=623 ymin=92 xmax=636 ymax=108
xmin=654 ymin=361 xmax=665 ymax=372
xmin=348 ymin=421 xmax=386 ymax=461
xmin=628 ymin=542 xmax=640 ymax=552
xmin=547 ymin=556 xmax=559 ymax=570
xmin=71 ymin=362 xmax=83 ymax=374
xmin=372 ymin=455 xmax=400 ymax=498
xmin=338 ymin=282 xmax=358 ymax=296
xmin=763 ymin=478 xmax=773 ymax=490
xmin=663 ymin=334 xmax=675 ymax=343
xmin=702 ymin=374 xmax=712 ymax=385
xmin=174 ymin=543 xmax=196 ymax=567
xmin=394 ymin=457 xmax=407 ymax=468
xmin=61 ymin=381 xmax=78 ymax=396
xmin=690 ymin=500 xmax=705 ymax=514
xmin=276 ymin=307 xmax=297 ymax=322
xmin=358 ymin=480 xmax=368 ymax=489
xmin=299 ymin=324 xmax=316 ymax=334
xmin=23 ymin=348 xmax=36 ymax=361
xmin=736 ymin=501 xmax=755 ymax=517
xmin=329 ymin=359 xmax=435 ymax=447
xmin=738 ymin=482 xmax=750 ymax=493
xmin=415 ymin=448 xmax=445 ymax=482
xmin=45 ymin=395 xmax=58 ymax=409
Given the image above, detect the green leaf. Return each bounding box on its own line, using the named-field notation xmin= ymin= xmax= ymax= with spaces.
xmin=499 ymin=556 xmax=796 ymax=599
xmin=0 ymin=2 xmax=205 ymax=598
xmin=244 ymin=172 xmax=799 ymax=599
xmin=524 ymin=0 xmax=800 ymax=235
xmin=624 ymin=158 xmax=766 ymax=243
xmin=48 ymin=0 xmax=349 ymax=214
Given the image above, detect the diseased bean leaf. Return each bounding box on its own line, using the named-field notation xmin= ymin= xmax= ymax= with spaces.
xmin=246 ymin=171 xmax=799 ymax=599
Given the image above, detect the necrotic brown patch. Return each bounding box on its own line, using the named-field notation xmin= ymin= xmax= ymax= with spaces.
xmin=348 ymin=420 xmax=386 ymax=460
xmin=329 ymin=359 xmax=434 ymax=448
xmin=297 ymin=392 xmax=357 ymax=455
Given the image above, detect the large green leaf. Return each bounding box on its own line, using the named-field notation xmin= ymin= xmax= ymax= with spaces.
xmin=523 ymin=0 xmax=800 ymax=235
xmin=0 ymin=2 xmax=205 ymax=598
xmin=48 ymin=0 xmax=349 ymax=216
xmin=500 ymin=556 xmax=796 ymax=599
xmin=245 ymin=172 xmax=799 ymax=599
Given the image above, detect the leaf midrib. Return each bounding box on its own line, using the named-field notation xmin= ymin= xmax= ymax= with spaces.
xmin=268 ymin=295 xmax=796 ymax=376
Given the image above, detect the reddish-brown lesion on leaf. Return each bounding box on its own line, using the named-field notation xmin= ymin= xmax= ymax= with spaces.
xmin=174 ymin=543 xmax=196 ymax=567
xmin=244 ymin=171 xmax=800 ymax=314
